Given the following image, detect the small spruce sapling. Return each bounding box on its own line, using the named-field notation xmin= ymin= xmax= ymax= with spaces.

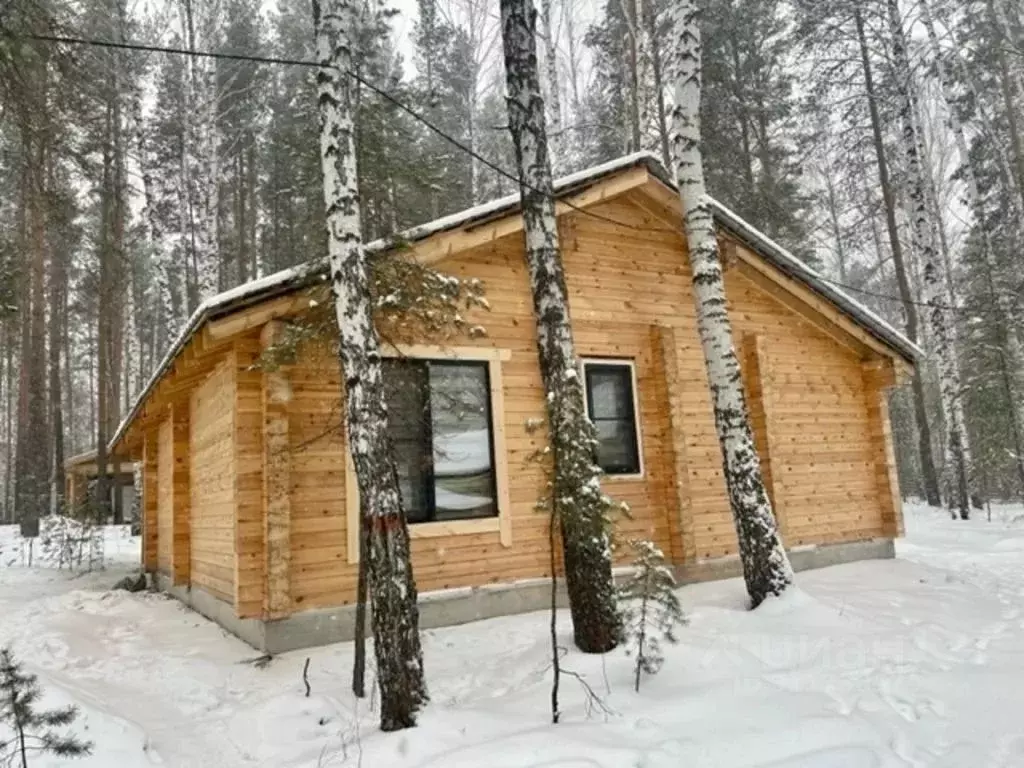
xmin=618 ymin=541 xmax=687 ymax=692
xmin=0 ymin=648 xmax=91 ymax=767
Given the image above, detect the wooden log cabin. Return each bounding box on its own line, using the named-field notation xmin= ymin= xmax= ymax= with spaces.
xmin=108 ymin=154 xmax=916 ymax=652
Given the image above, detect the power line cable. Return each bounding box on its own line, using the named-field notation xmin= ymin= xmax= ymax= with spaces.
xmin=22 ymin=32 xmax=677 ymax=237
xmin=17 ymin=32 xmax=1020 ymax=320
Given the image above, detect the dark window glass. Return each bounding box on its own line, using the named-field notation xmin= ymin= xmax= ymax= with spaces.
xmin=383 ymin=359 xmax=498 ymax=523
xmin=583 ymin=362 xmax=641 ymax=475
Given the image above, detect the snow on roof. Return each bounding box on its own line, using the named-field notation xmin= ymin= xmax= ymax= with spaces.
xmin=109 ymin=152 xmax=918 ymax=454
xmin=706 ymin=198 xmax=920 ymax=364
xmin=109 ymin=153 xmax=661 ymax=451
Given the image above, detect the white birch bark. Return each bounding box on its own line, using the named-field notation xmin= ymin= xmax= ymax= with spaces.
xmin=888 ymin=0 xmax=974 ymax=519
xmin=194 ymin=63 xmax=220 ymax=301
xmin=539 ymin=0 xmax=564 ymax=174
xmin=563 ymin=0 xmax=582 ymax=118
xmin=130 ymin=88 xmax=179 ymax=347
xmin=179 ymin=0 xmax=221 ymax=306
xmin=670 ymin=0 xmax=792 ymax=603
xmin=499 ymin=0 xmax=621 ymax=652
xmin=922 ymin=0 xmax=1024 ymax=490
xmin=314 ymin=0 xmax=427 ymax=730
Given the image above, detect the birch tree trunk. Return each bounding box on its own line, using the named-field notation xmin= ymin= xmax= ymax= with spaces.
xmin=887 ymin=0 xmax=973 ymax=519
xmin=314 ymin=0 xmax=427 ymax=730
xmin=854 ymin=5 xmax=942 ymax=507
xmin=642 ymin=0 xmax=671 ymax=168
xmin=539 ymin=0 xmax=563 ymax=173
xmin=922 ymin=0 xmax=1024 ymax=493
xmin=182 ymin=0 xmax=221 ymax=306
xmin=499 ymin=0 xmax=621 ymax=653
xmin=620 ymin=0 xmax=642 ymax=152
xmin=671 ymin=0 xmax=792 ymax=606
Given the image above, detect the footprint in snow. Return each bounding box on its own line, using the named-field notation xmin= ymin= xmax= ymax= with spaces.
xmin=877 ymin=679 xmax=920 ymax=722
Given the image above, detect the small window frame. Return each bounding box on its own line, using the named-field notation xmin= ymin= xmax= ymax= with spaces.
xmin=580 ymin=357 xmax=644 ymax=480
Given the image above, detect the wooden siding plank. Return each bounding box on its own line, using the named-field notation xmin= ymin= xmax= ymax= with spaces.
xmin=740 ymin=333 xmax=787 ymax=540
xmin=235 ymin=339 xmax=266 ymax=619
xmin=261 ymin=322 xmax=292 ymax=619
xmin=189 ymin=357 xmax=235 ymax=604
xmin=170 ymin=403 xmax=190 ymax=585
xmin=142 ymin=430 xmax=159 ymax=572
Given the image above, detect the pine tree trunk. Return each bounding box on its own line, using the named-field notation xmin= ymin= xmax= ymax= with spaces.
xmin=854 ymin=6 xmax=942 ymax=507
xmin=14 ymin=102 xmax=51 ymax=529
xmin=887 ymin=0 xmax=973 ymax=519
xmin=48 ymin=198 xmax=66 ymax=514
xmin=500 ymin=0 xmax=622 ymax=652
xmin=670 ymin=0 xmax=792 ymax=606
xmin=2 ymin=326 xmax=13 ymax=522
xmin=314 ymin=0 xmax=427 ymax=730
xmin=96 ymin=102 xmax=115 ymax=524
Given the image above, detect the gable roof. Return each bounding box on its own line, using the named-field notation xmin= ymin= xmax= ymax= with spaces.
xmin=109 ymin=152 xmax=918 ymax=452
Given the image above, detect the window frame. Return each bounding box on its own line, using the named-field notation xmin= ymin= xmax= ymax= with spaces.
xmin=386 ymin=357 xmax=499 ymax=525
xmin=580 ymin=357 xmax=644 ymax=480
xmin=346 ymin=345 xmax=512 ymax=563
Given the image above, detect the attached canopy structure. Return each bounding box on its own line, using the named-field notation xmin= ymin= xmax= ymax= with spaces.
xmin=64 ymin=450 xmax=137 ymax=520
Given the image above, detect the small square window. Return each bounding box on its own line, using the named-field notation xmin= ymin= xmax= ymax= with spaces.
xmin=582 ymin=360 xmax=642 ymax=476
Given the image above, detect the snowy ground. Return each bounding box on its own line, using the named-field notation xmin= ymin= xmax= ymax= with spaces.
xmin=1 ymin=505 xmax=1024 ymax=767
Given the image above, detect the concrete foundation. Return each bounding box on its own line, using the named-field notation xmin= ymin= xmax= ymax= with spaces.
xmin=155 ymin=537 xmax=895 ymax=654
xmin=674 ymin=537 xmax=895 ymax=584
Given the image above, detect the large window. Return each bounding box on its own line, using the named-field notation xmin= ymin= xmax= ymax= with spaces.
xmin=383 ymin=359 xmax=498 ymax=523
xmin=582 ymin=360 xmax=642 ymax=476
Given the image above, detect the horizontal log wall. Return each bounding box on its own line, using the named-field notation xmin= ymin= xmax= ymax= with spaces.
xmin=142 ymin=431 xmax=158 ymax=572
xmin=157 ymin=418 xmax=174 ymax=575
xmin=141 ymin=191 xmax=899 ymax=617
xmin=235 ymin=339 xmax=266 ymax=618
xmin=189 ymin=357 xmax=236 ymax=604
